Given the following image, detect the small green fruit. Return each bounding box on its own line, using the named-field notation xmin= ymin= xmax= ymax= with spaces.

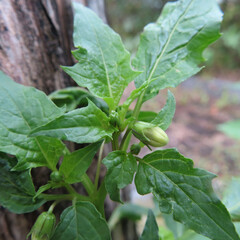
xmin=29 ymin=212 xmax=56 ymax=240
xmin=50 ymin=171 xmax=63 ymax=182
xmin=132 ymin=121 xmax=169 ymax=147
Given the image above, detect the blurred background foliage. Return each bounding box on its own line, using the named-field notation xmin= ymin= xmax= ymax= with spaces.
xmin=205 ymin=0 xmax=240 ymax=73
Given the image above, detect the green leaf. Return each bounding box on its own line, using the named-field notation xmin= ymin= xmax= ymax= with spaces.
xmin=133 ymin=0 xmax=223 ymax=102
xmin=59 ymin=142 xmax=101 ymax=184
xmin=62 ymin=3 xmax=140 ymax=110
xmin=140 ymin=210 xmax=159 ymax=240
xmin=126 ymin=111 xmax=157 ymax=123
xmin=218 ymin=120 xmax=240 ymax=140
xmin=34 ymin=183 xmax=52 ymax=201
xmin=135 ymin=148 xmax=239 ymax=240
xmin=0 ymin=153 xmax=45 ymax=213
xmin=119 ymin=81 xmax=149 ymax=119
xmin=51 ymin=201 xmax=111 ymax=240
xmin=31 ymin=99 xmax=115 ymax=144
xmin=223 ymin=178 xmax=240 ymax=221
xmin=102 ymin=151 xmax=137 ymax=202
xmin=49 ymin=87 xmax=109 ymax=113
xmin=0 ymin=71 xmax=66 ymax=170
xmin=151 ymin=90 xmax=176 ymax=130
xmin=139 ymin=111 xmax=158 ymax=122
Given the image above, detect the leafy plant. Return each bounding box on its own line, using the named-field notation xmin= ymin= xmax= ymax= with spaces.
xmin=0 ymin=0 xmax=239 ymax=239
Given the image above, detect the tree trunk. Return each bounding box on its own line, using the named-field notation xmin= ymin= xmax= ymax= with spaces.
xmin=0 ymin=1 xmax=118 ymax=240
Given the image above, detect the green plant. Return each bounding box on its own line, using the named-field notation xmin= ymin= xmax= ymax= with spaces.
xmin=0 ymin=1 xmax=239 ymax=239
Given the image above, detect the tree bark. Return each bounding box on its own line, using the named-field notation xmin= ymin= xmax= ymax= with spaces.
xmin=0 ymin=1 xmax=115 ymax=240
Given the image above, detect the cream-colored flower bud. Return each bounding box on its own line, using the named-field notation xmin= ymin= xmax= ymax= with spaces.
xmin=132 ymin=121 xmax=169 ymax=147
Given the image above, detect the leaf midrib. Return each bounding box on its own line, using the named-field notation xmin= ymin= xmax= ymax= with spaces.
xmin=146 ymin=0 xmax=194 ymax=83
xmin=62 ymin=149 xmax=95 ymax=180
xmin=73 ymin=203 xmax=101 ymax=238
xmin=2 ymin=87 xmax=59 ymax=169
xmin=84 ymin=11 xmax=113 ymax=99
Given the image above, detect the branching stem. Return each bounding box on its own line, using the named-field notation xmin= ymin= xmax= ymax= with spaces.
xmin=120 ymin=91 xmax=145 ymax=151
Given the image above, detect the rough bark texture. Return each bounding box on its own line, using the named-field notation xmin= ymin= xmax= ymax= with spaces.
xmin=0 ymin=0 xmax=77 ymax=93
xmin=0 ymin=1 xmax=112 ymax=240
xmin=0 ymin=0 xmax=136 ymax=239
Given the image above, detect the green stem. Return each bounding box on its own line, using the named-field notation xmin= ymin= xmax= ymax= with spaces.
xmin=41 ymin=193 xmax=89 ymax=202
xmin=62 ymin=182 xmax=77 ymax=195
xmin=41 ymin=194 xmax=74 ymax=201
xmin=113 ymin=132 xmax=120 ymax=150
xmin=120 ymin=129 xmax=132 ymax=151
xmin=132 ymin=92 xmax=144 ymax=120
xmin=94 ymin=179 xmax=107 ymax=218
xmin=81 ymin=173 xmax=95 ymax=197
xmin=48 ymin=201 xmax=59 ymax=213
xmin=111 ymin=141 xmax=116 ymax=151
xmin=120 ymin=92 xmax=144 ymax=151
xmin=94 ymin=140 xmax=105 ymax=190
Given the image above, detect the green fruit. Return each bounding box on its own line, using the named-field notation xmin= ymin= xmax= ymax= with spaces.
xmin=50 ymin=171 xmax=63 ymax=182
xmin=132 ymin=121 xmax=169 ymax=147
xmin=29 ymin=212 xmax=56 ymax=240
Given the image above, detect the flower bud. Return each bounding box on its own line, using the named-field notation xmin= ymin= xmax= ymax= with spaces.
xmin=29 ymin=212 xmax=56 ymax=240
xmin=109 ymin=110 xmax=119 ymax=127
xmin=132 ymin=121 xmax=169 ymax=147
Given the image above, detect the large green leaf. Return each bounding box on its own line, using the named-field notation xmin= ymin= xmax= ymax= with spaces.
xmin=0 ymin=71 xmax=66 ymax=170
xmin=218 ymin=120 xmax=240 ymax=140
xmin=223 ymin=178 xmax=240 ymax=221
xmin=62 ymin=3 xmax=140 ymax=111
xmin=49 ymin=87 xmax=109 ymax=113
xmin=135 ymin=149 xmax=239 ymax=240
xmin=59 ymin=142 xmax=101 ymax=184
xmin=151 ymin=90 xmax=176 ymax=130
xmin=133 ymin=0 xmax=222 ymax=102
xmin=140 ymin=210 xmax=160 ymax=240
xmin=51 ymin=201 xmax=111 ymax=240
xmin=102 ymin=151 xmax=137 ymax=202
xmin=138 ymin=111 xmax=158 ymax=123
xmin=31 ymin=99 xmax=115 ymax=144
xmin=0 ymin=153 xmax=45 ymax=213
